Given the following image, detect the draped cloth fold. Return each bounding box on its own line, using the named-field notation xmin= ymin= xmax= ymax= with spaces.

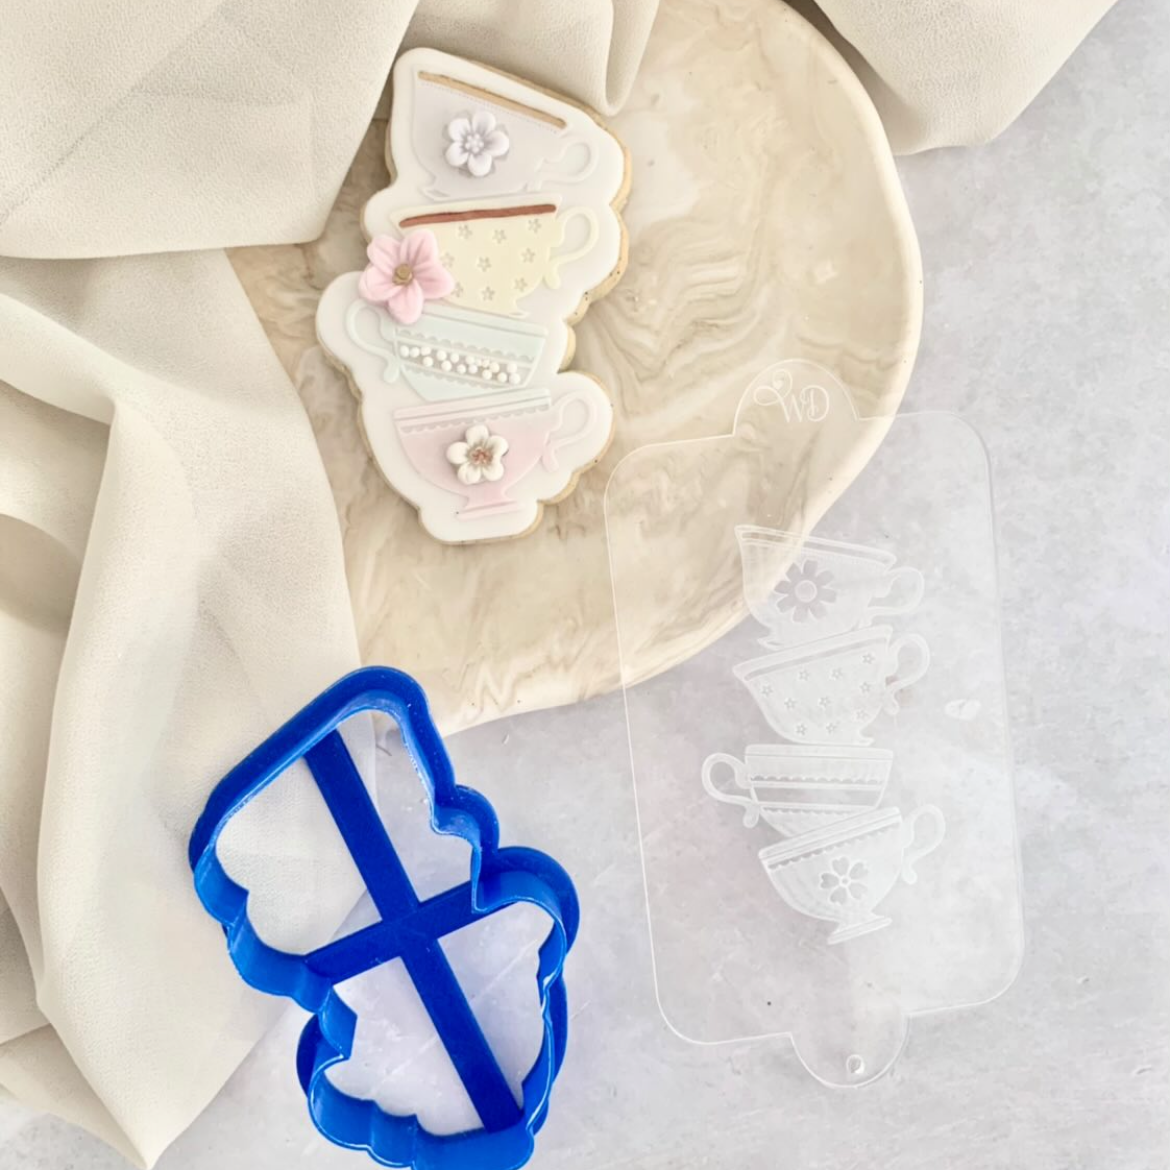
xmin=790 ymin=0 xmax=1117 ymax=153
xmin=0 ymin=3 xmax=659 ymax=1164
xmin=0 ymin=251 xmax=369 ymax=1165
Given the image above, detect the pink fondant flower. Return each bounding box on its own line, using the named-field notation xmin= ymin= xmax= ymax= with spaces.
xmin=358 ymin=231 xmax=455 ymax=325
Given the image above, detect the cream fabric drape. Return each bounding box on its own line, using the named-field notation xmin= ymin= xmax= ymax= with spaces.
xmin=0 ymin=0 xmax=1116 ymax=1165
xmin=0 ymin=4 xmax=658 ymax=1166
xmin=0 ymin=1 xmax=649 ymax=259
xmin=792 ymin=0 xmax=1118 ymax=152
xmin=0 ymin=252 xmax=371 ymax=1166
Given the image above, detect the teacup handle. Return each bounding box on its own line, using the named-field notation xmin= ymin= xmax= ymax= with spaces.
xmin=345 ymin=300 xmax=400 ymax=382
xmin=542 ymin=387 xmax=601 ymax=472
xmin=899 ymin=804 xmax=946 ymax=885
xmin=882 ymin=633 xmax=931 ymax=714
xmin=544 ymin=207 xmax=600 ymax=290
xmin=700 ymin=753 xmax=760 ymax=828
xmin=868 ymin=566 xmax=925 ymax=621
xmin=529 ymin=135 xmax=599 ymax=191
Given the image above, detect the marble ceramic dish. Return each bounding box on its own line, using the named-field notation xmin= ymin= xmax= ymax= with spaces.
xmin=229 ymin=0 xmax=922 ymax=732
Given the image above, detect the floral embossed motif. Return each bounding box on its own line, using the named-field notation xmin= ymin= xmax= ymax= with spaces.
xmin=445 ymin=110 xmax=510 ymax=177
xmin=819 ymin=857 xmax=869 ymax=904
xmin=775 ymin=560 xmax=838 ymax=622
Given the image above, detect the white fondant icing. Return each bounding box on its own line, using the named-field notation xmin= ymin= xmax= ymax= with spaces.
xmin=319 ymin=274 xmax=613 ymax=539
xmin=341 ymin=297 xmax=550 ymax=403
xmin=385 ymin=380 xmax=611 ymax=535
xmin=364 ymin=49 xmax=626 ymax=330
xmin=414 ymin=72 xmax=601 ymax=200
xmin=318 ymin=48 xmax=625 ymax=541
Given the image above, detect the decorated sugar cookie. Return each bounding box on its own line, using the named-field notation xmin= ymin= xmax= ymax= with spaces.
xmin=317 ymin=47 xmax=630 ymax=544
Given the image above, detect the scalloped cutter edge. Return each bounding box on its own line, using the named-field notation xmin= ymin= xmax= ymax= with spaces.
xmin=188 ymin=666 xmax=580 ymax=1170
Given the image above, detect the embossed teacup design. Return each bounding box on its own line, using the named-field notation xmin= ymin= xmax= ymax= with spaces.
xmin=410 ymin=69 xmax=599 ymax=199
xmin=701 ymin=745 xmax=893 ymax=837
xmin=394 ymin=386 xmax=603 ymax=517
xmin=734 ymin=626 xmax=930 ymax=746
xmin=758 ymin=805 xmax=946 ymax=944
xmin=391 ymin=199 xmax=599 ymax=316
xmin=344 ymin=300 xmax=548 ymax=400
xmin=736 ymin=526 xmax=924 ymax=648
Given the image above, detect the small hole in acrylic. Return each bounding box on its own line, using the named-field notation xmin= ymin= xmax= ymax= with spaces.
xmin=846 ymin=1054 xmax=865 ymax=1078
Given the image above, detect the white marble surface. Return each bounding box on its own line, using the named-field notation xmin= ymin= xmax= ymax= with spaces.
xmin=3 ymin=1 xmax=1168 ymax=1166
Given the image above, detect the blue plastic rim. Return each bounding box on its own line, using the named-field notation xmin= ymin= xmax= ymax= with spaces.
xmin=188 ymin=667 xmax=580 ymax=1170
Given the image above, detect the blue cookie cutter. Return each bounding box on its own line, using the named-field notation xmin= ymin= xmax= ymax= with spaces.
xmin=189 ymin=667 xmax=580 ymax=1170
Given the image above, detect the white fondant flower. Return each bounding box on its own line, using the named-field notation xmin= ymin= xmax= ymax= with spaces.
xmin=445 ymin=424 xmax=509 ymax=485
xmin=445 ymin=111 xmax=510 ymax=178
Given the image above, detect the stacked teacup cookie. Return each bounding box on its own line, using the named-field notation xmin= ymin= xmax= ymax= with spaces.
xmin=317 ymin=48 xmax=630 ymax=544
xmin=702 ymin=527 xmax=946 ymax=945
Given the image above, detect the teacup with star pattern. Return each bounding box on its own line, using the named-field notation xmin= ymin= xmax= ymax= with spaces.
xmin=390 ymin=197 xmax=600 ymax=317
xmin=733 ymin=626 xmax=931 ymax=746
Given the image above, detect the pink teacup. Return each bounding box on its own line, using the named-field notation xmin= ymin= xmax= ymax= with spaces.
xmin=394 ymin=387 xmax=600 ymax=517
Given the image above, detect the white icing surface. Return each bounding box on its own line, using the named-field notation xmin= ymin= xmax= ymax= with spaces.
xmin=342 ymin=298 xmax=545 ymax=399
xmin=410 ymin=69 xmax=606 ymax=201
xmin=317 ymin=47 xmax=627 ymax=542
xmin=319 ymin=270 xmax=614 ymax=542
